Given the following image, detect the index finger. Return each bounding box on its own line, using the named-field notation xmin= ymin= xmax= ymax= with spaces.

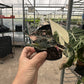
xmin=31 ymin=51 xmax=47 ymax=65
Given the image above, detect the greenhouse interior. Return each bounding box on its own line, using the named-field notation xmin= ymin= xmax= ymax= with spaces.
xmin=0 ymin=0 xmax=84 ymax=84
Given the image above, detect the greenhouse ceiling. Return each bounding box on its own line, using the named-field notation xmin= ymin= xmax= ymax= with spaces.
xmin=0 ymin=0 xmax=84 ymax=15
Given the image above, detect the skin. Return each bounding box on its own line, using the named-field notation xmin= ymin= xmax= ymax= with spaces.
xmin=12 ymin=47 xmax=47 ymax=84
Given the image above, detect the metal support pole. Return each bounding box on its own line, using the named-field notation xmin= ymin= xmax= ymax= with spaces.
xmin=62 ymin=10 xmax=64 ymax=19
xmin=34 ymin=0 xmax=35 ymax=28
xmin=0 ymin=9 xmax=1 ymax=25
xmin=26 ymin=10 xmax=27 ymax=19
xmin=55 ymin=10 xmax=57 ymax=20
xmin=48 ymin=14 xmax=49 ymax=19
xmin=66 ymin=0 xmax=73 ymax=30
xmin=82 ymin=10 xmax=84 ymax=25
xmin=0 ymin=9 xmax=3 ymax=25
xmin=60 ymin=69 xmax=65 ymax=84
xmin=0 ymin=8 xmax=4 ymax=36
xmin=62 ymin=9 xmax=64 ymax=22
xmin=26 ymin=10 xmax=29 ymax=35
xmin=54 ymin=13 xmax=55 ymax=19
xmin=25 ymin=10 xmax=27 ymax=26
xmin=12 ymin=5 xmax=14 ymax=44
xmin=22 ymin=0 xmax=25 ymax=45
xmin=60 ymin=0 xmax=73 ymax=84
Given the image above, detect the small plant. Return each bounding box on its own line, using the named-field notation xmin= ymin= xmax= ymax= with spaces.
xmin=28 ymin=20 xmax=84 ymax=83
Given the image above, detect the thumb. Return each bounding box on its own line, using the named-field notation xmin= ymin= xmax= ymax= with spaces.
xmin=31 ymin=51 xmax=47 ymax=66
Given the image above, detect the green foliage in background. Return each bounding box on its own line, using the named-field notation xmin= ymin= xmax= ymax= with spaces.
xmin=51 ymin=18 xmax=81 ymax=25
xmin=25 ymin=18 xmax=40 ymax=23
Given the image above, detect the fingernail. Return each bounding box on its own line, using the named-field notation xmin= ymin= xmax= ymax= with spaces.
xmin=42 ymin=51 xmax=47 ymax=55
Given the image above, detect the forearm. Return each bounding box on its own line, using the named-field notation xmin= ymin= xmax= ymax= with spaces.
xmin=13 ymin=69 xmax=38 ymax=84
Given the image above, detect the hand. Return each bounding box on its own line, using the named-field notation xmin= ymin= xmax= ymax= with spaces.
xmin=12 ymin=47 xmax=47 ymax=84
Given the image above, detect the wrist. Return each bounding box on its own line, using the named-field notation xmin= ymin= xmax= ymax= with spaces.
xmin=12 ymin=72 xmax=22 ymax=84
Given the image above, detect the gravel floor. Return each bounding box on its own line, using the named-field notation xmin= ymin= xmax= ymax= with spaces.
xmin=0 ymin=47 xmax=78 ymax=84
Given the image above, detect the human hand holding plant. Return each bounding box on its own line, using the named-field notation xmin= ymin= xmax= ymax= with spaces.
xmin=12 ymin=47 xmax=47 ymax=84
